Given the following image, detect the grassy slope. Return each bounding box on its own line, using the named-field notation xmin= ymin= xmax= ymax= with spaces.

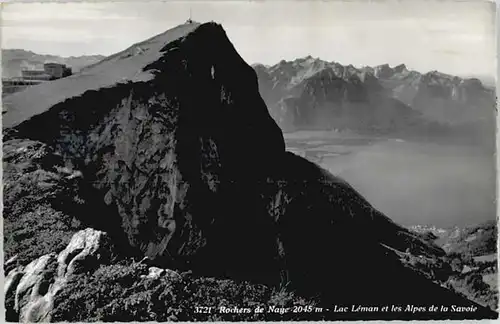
xmin=3 ymin=139 xmax=86 ymax=270
xmin=411 ymin=221 xmax=498 ymax=310
xmin=51 ymin=261 xmax=321 ymax=322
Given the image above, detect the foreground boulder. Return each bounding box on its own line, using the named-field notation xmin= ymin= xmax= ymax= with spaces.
xmin=3 ymin=22 xmax=496 ymax=320
xmin=5 ymin=229 xmax=114 ymax=322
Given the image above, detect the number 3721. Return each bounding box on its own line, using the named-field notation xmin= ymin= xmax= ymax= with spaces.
xmin=194 ymin=306 xmax=213 ymax=314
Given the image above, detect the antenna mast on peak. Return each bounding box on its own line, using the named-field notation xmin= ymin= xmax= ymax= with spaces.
xmin=187 ymin=8 xmax=193 ymax=24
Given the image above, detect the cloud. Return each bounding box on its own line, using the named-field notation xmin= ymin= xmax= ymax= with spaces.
xmin=3 ymin=26 xmax=115 ymax=43
xmin=2 ymin=2 xmax=138 ymax=23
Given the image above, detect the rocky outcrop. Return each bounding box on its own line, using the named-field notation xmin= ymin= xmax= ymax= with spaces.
xmin=5 ymin=229 xmax=113 ymax=322
xmin=4 ymin=22 xmax=285 ymax=282
xmin=56 ymin=228 xmax=113 ymax=278
xmin=3 ymin=22 xmax=497 ymax=320
xmin=140 ymin=266 xmax=181 ymax=280
xmin=2 ymin=138 xmax=133 ymax=269
xmin=14 ymin=254 xmax=58 ymax=322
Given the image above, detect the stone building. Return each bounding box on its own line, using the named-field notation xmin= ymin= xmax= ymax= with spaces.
xmin=20 ymin=63 xmax=72 ymax=81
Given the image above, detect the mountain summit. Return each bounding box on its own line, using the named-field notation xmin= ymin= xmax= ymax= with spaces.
xmin=3 ymin=22 xmax=497 ymax=321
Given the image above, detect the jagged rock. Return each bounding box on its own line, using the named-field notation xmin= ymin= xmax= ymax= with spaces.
xmin=4 ymin=255 xmax=19 ymax=276
xmin=5 ymin=267 xmax=24 ymax=297
xmin=140 ymin=266 xmax=181 ymax=280
xmin=145 ymin=266 xmax=165 ymax=279
xmin=6 ymin=228 xmax=113 ymax=322
xmin=4 ymin=266 xmax=25 ymax=322
xmin=57 ymin=227 xmax=113 ymax=277
xmin=14 ymin=253 xmax=58 ymax=322
xmin=6 ymin=255 xmax=18 ymax=266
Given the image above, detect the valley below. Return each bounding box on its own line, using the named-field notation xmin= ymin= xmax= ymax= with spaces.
xmin=285 ymin=130 xmax=498 ymax=311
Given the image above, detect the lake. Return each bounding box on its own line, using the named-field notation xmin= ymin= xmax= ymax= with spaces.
xmin=285 ymin=131 xmax=496 ymax=227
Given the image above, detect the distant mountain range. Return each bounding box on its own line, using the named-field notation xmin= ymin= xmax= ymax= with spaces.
xmin=253 ymin=57 xmax=496 ymax=140
xmin=410 ymin=220 xmax=497 ymax=257
xmin=2 ymin=49 xmax=105 ymax=79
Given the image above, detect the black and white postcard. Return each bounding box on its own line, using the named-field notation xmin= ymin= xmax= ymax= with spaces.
xmin=2 ymin=0 xmax=498 ymax=321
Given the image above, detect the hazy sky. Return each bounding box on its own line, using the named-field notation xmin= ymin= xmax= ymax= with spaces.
xmin=1 ymin=0 xmax=497 ymax=78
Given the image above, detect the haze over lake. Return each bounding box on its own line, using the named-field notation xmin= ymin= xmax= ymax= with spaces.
xmin=286 ymin=132 xmax=496 ymax=228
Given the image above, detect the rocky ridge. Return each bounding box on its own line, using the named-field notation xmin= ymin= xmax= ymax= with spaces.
xmin=254 ymin=57 xmax=496 ymax=139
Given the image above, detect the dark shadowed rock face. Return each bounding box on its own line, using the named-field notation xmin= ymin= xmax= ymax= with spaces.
xmin=3 ymin=22 xmax=497 ymax=319
xmin=5 ymin=22 xmax=285 ymax=283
